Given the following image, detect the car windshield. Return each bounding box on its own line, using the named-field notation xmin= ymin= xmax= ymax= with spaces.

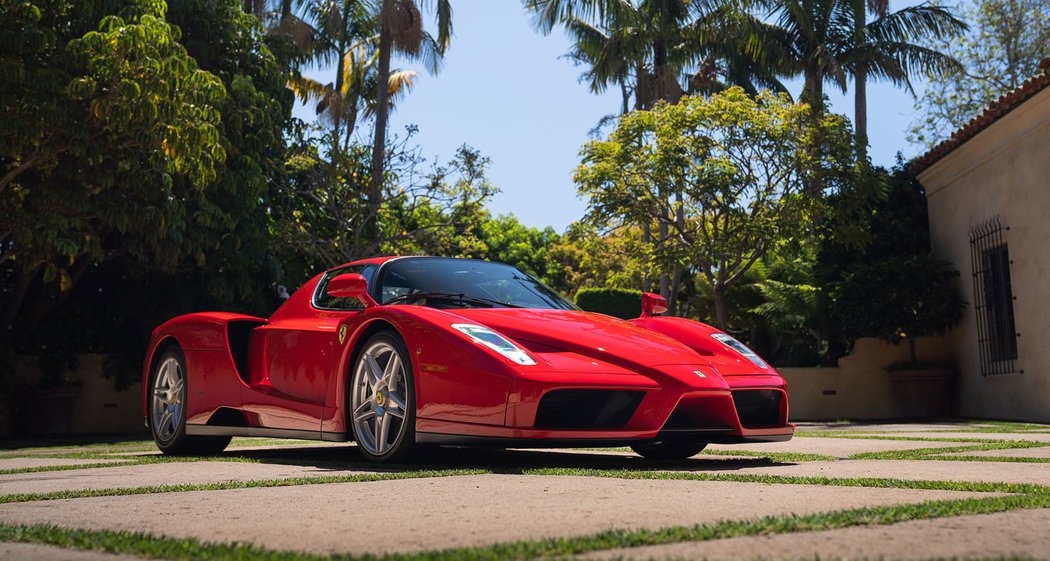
xmin=376 ymin=258 xmax=577 ymax=310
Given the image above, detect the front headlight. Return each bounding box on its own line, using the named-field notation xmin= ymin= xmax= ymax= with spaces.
xmin=452 ymin=323 xmax=537 ymax=366
xmin=711 ymin=333 xmax=769 ymax=370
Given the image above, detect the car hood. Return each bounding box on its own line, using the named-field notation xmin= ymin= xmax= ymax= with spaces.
xmin=452 ymin=308 xmax=708 ymax=373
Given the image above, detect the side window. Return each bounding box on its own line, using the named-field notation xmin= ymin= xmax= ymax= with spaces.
xmin=313 ymin=265 xmax=376 ymax=310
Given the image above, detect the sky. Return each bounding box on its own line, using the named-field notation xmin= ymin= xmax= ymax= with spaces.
xmin=294 ymin=0 xmax=934 ymax=233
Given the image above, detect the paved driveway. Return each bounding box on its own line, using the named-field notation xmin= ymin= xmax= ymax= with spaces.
xmin=1 ymin=420 xmax=1049 ymax=560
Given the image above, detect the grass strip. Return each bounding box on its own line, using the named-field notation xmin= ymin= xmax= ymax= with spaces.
xmin=1 ymin=491 xmax=1047 ymax=561
xmin=0 ymin=468 xmax=486 ymax=504
xmin=850 ymin=440 xmax=1047 ymax=460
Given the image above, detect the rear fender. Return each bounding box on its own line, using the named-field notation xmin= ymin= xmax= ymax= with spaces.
xmin=142 ymin=312 xmax=267 ymax=423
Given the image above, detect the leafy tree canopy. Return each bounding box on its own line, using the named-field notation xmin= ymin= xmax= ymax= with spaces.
xmin=575 ymin=87 xmax=856 ymax=327
xmin=909 ymin=0 xmax=1050 ymax=147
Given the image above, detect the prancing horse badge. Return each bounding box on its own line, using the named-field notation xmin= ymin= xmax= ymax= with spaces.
xmin=338 ymin=325 xmax=348 ymax=344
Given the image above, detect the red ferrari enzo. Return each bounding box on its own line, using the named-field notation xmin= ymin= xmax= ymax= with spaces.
xmin=143 ymin=256 xmax=792 ymax=462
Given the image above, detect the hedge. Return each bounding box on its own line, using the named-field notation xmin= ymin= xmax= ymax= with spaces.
xmin=574 ymin=287 xmax=643 ymax=319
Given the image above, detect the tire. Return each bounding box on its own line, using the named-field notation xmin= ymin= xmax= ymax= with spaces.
xmin=149 ymin=346 xmax=231 ymax=456
xmin=630 ymin=441 xmax=707 ymax=460
xmin=348 ymin=331 xmax=416 ymax=463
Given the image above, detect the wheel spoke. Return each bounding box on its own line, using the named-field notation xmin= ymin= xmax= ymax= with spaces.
xmin=158 ymin=408 xmax=173 ymax=436
xmin=354 ymin=409 xmax=376 ymax=423
xmin=364 ymin=354 xmax=382 ymax=388
xmin=374 ymin=414 xmax=386 ymax=454
xmin=387 ymin=391 xmax=406 ymax=412
xmin=382 ymin=353 xmax=401 ymax=386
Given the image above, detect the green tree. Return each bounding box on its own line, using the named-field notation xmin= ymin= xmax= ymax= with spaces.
xmin=908 ymin=0 xmax=1050 ymax=148
xmin=575 ymin=88 xmax=855 ymax=328
xmin=368 ymin=0 xmax=452 ymax=246
xmin=1 ymin=0 xmax=227 ymax=338
xmin=526 ymin=0 xmax=788 ymax=301
xmin=1 ymin=0 xmax=292 ymax=387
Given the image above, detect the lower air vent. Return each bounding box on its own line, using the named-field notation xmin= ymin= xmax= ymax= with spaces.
xmin=732 ymin=390 xmax=783 ymax=428
xmin=534 ymin=390 xmax=644 ymax=429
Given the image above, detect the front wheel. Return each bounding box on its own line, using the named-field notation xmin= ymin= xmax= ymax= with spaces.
xmin=149 ymin=346 xmax=231 ymax=455
xmin=348 ymin=332 xmax=415 ymax=463
xmin=630 ymin=441 xmax=707 ymax=460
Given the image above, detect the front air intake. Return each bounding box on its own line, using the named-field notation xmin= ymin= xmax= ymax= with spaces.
xmin=534 ymin=389 xmax=644 ymax=429
xmin=732 ymin=390 xmax=783 ymax=427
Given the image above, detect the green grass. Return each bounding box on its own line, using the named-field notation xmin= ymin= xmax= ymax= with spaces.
xmin=849 ymin=440 xmax=1047 ymax=461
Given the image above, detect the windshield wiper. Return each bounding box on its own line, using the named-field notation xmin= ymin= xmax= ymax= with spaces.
xmin=385 ymin=291 xmax=522 ymax=308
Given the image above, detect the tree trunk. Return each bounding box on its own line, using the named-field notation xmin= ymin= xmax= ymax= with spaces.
xmin=332 ymin=40 xmax=347 ymax=156
xmin=658 ymin=220 xmax=669 ymax=300
xmin=641 ymin=222 xmax=651 ymax=292
xmin=367 ymin=6 xmax=393 ymax=246
xmin=669 ymin=265 xmax=681 ymax=316
xmin=712 ymin=281 xmax=728 ymax=329
xmin=854 ymin=0 xmax=869 ymax=162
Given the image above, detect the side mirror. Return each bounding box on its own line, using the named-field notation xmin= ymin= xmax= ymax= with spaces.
xmin=640 ymin=292 xmax=668 ymax=317
xmin=326 ymin=273 xmax=377 ymax=308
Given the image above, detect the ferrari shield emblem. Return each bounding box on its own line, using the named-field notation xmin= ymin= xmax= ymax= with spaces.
xmin=338 ymin=325 xmax=348 ymax=344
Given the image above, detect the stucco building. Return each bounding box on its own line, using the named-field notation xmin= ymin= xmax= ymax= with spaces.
xmin=914 ymin=59 xmax=1050 ymax=422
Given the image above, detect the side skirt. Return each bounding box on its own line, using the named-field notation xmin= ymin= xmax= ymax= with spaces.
xmin=186 ymin=424 xmax=350 ymax=442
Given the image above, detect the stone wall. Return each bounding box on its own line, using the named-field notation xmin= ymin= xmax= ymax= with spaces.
xmin=779 ymin=336 xmax=951 ymax=421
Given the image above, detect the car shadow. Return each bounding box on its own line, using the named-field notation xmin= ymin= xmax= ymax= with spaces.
xmin=217 ymin=444 xmax=793 ymax=474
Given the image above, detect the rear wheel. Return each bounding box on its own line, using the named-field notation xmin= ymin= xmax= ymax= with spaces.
xmin=349 ymin=332 xmax=415 ymax=463
xmin=149 ymin=347 xmax=231 ymax=455
xmin=630 ymin=441 xmax=706 ymax=460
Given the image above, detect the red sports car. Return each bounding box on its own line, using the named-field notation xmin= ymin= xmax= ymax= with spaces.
xmin=143 ymin=256 xmax=792 ymax=462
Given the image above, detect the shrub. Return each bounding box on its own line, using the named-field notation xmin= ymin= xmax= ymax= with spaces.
xmin=575 ymin=287 xmax=642 ymax=319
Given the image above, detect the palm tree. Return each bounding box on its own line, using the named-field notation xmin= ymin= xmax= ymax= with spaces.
xmin=852 ymin=0 xmax=887 ymax=161
xmin=289 ymin=38 xmax=417 ymax=151
xmin=745 ymin=0 xmax=965 ymax=143
xmin=368 ymin=0 xmax=453 ymax=240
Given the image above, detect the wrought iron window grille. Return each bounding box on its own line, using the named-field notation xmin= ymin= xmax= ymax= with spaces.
xmin=968 ymin=216 xmax=1020 ymax=375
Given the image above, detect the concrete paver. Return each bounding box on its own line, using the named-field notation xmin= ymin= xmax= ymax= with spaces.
xmin=583 ymin=507 xmax=1050 ymax=560
xmin=0 ymin=461 xmax=375 ymax=496
xmin=0 ymin=458 xmax=127 ymax=471
xmin=0 ymin=474 xmax=992 ymax=556
xmin=0 ymin=542 xmax=147 ymax=561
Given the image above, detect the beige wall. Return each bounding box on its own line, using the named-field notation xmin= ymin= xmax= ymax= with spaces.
xmin=917 ymin=87 xmax=1050 ymax=423
xmin=6 ymin=354 xmax=146 ymax=436
xmin=780 ymin=336 xmax=950 ymax=421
